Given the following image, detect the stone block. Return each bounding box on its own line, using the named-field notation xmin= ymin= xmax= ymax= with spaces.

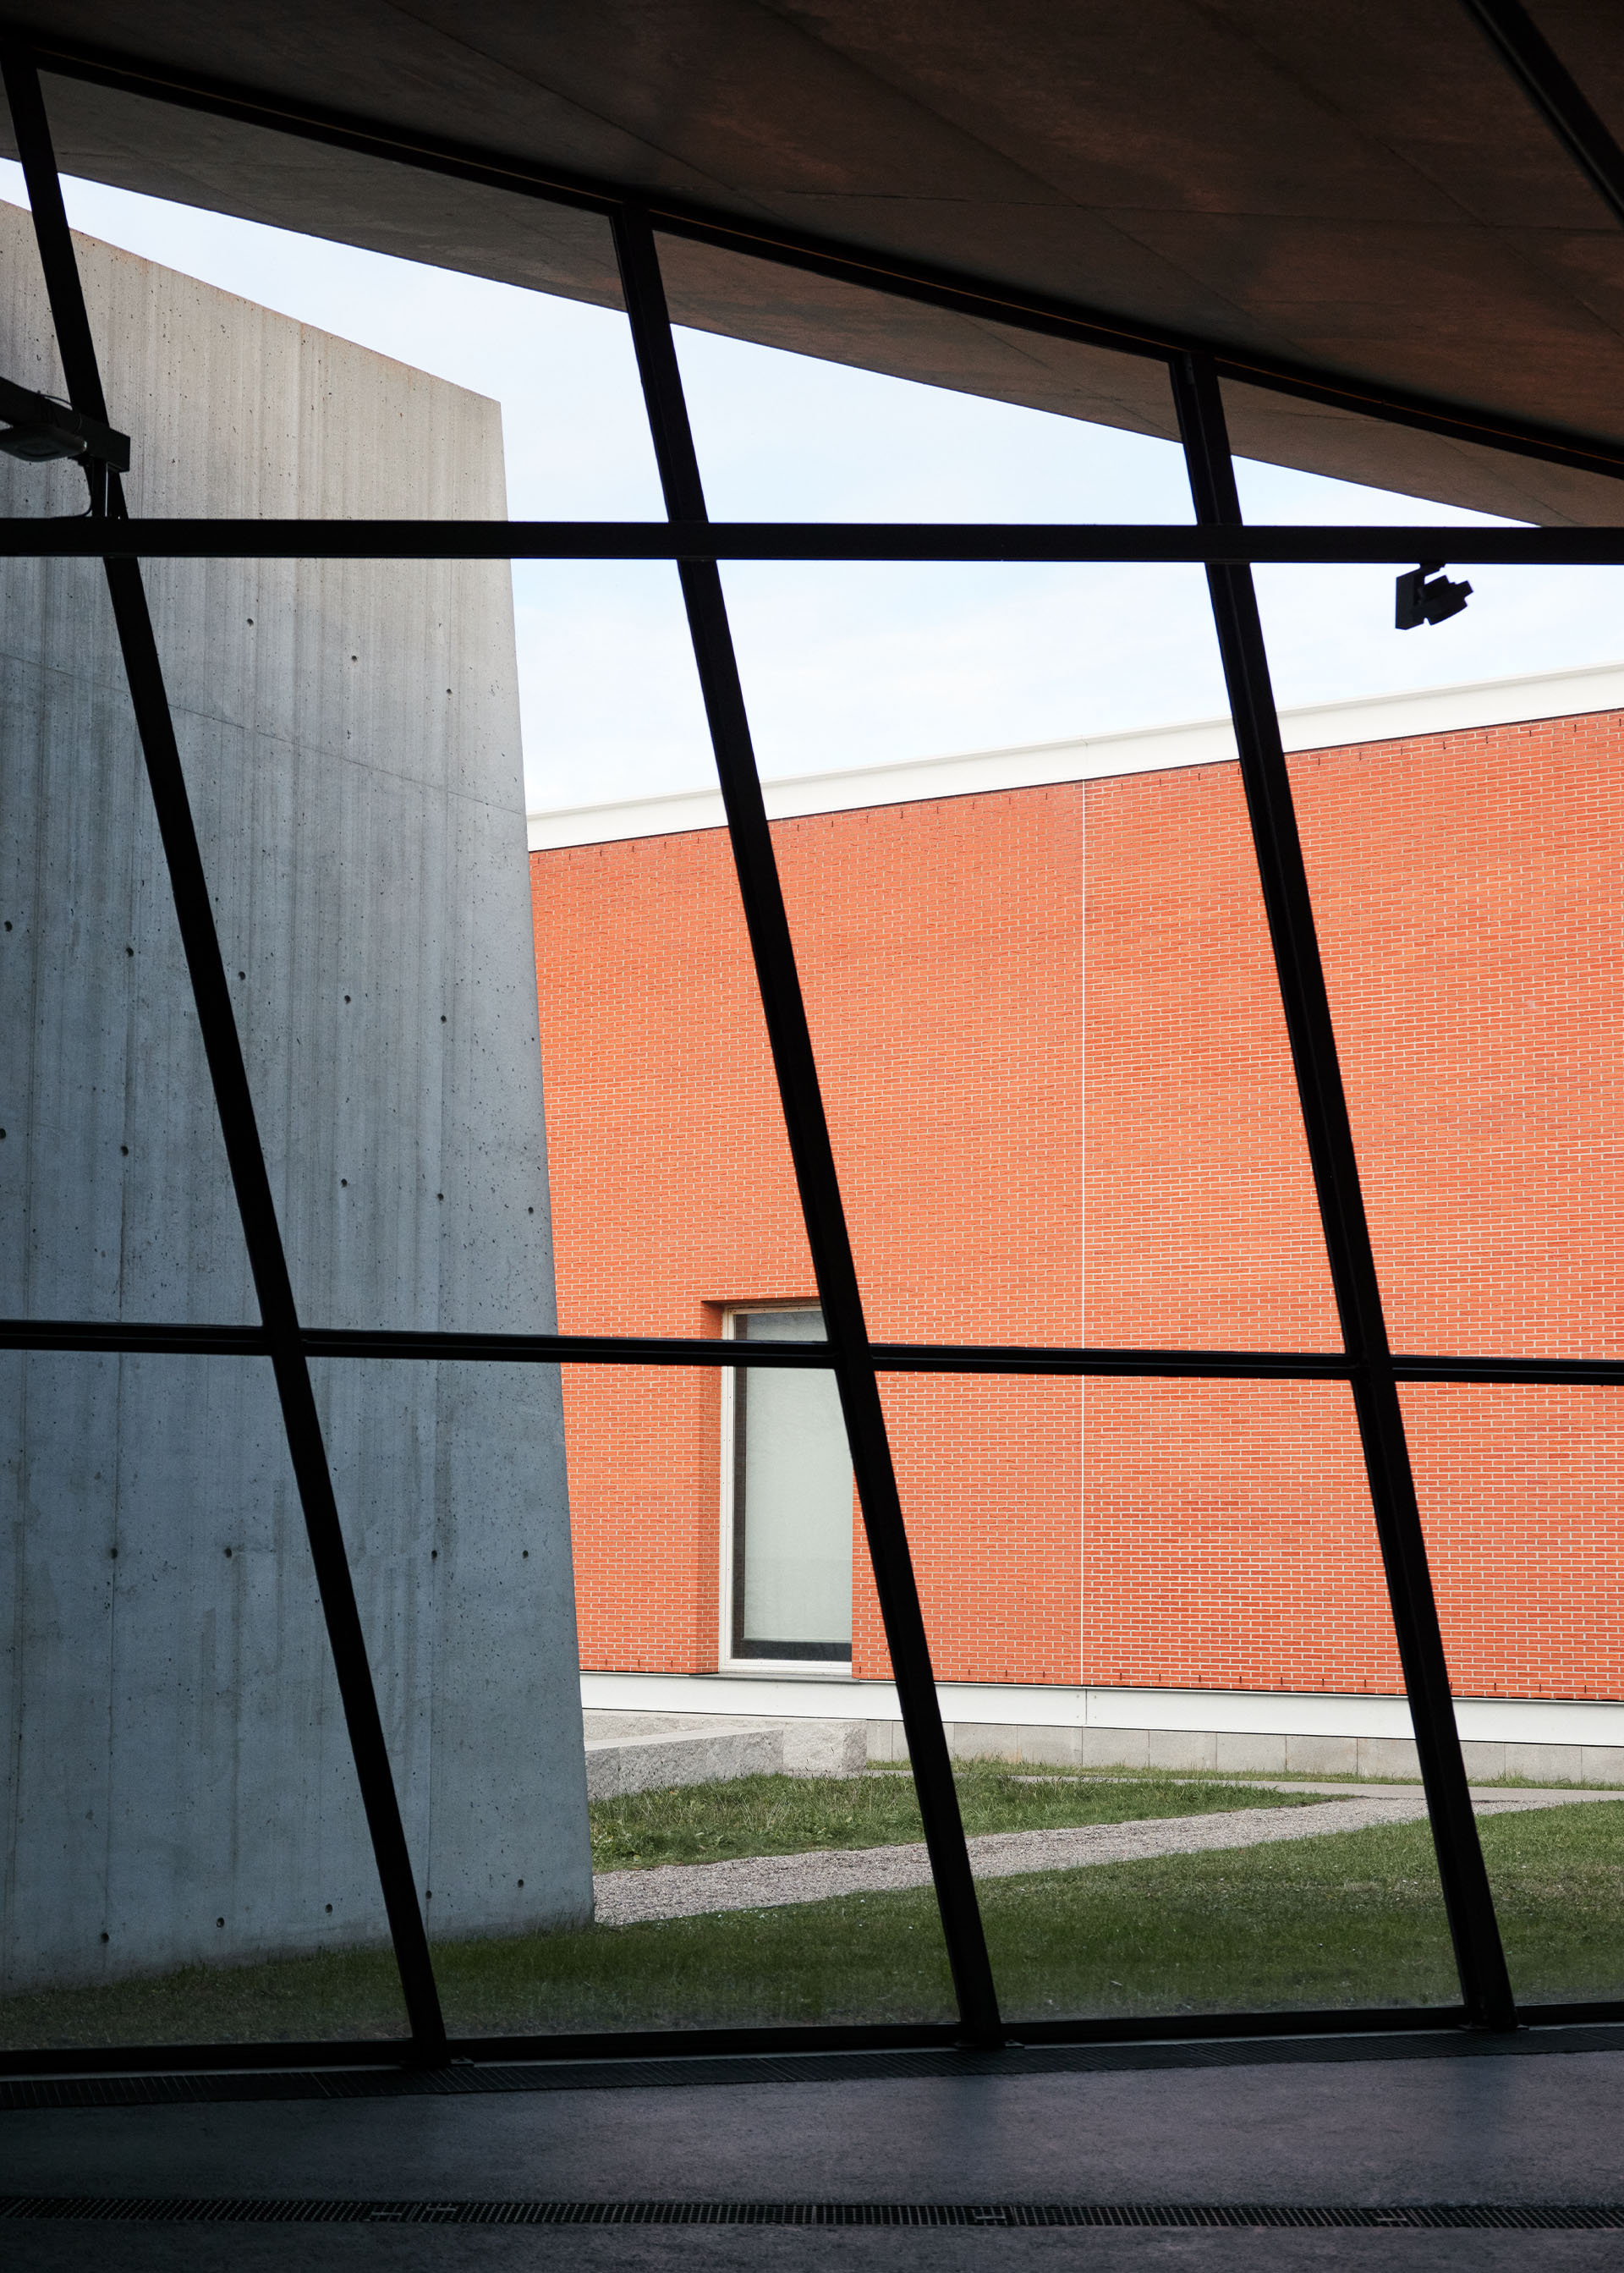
xmin=782 ymin=1719 xmax=867 ymax=1777
xmin=584 ymin=1721 xmax=780 ymax=1800
xmin=1457 ymin=1741 xmax=1507 ymax=1782
xmin=1082 ymin=1726 xmax=1149 ymax=1768
xmin=1016 ymin=1724 xmax=1084 ymax=1767
xmin=1285 ymin=1734 xmax=1359 ymax=1777
xmin=948 ymin=1722 xmax=1022 ymax=1762
xmin=582 ymin=1710 xmax=719 ymax=1743
xmin=1147 ymin=1727 xmax=1217 ymax=1771
xmin=1580 ymin=1745 xmax=1624 ymax=1787
xmin=866 ymin=1720 xmax=903 ymax=1763
xmin=1213 ymin=1732 xmax=1287 ymax=1776
xmin=1501 ymin=1743 xmax=1580 ymax=1785
xmin=1358 ymin=1737 xmax=1422 ymax=1781
xmin=583 ymin=1748 xmax=620 ymax=1803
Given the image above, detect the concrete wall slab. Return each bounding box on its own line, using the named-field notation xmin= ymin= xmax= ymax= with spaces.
xmin=1282 ymin=1736 xmax=1361 ymax=1777
xmin=1211 ymin=1733 xmax=1288 ymax=1776
xmin=0 ymin=206 xmax=590 ymax=1995
xmin=1147 ymin=1729 xmax=1218 ymax=1772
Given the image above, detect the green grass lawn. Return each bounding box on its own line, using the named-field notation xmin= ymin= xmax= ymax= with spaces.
xmin=587 ymin=1764 xmax=1316 ymax=1871
xmin=6 ymin=1796 xmax=1622 ymax=2051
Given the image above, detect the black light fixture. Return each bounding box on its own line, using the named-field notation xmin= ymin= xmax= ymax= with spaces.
xmin=0 ymin=371 xmax=128 ymax=469
xmin=1396 ymin=560 xmax=1473 ymax=629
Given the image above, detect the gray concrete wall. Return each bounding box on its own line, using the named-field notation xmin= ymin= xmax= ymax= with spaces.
xmin=0 ymin=204 xmax=592 ymax=1995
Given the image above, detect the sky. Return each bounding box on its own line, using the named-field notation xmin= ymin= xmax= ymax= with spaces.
xmin=3 ymin=159 xmax=1621 ymax=815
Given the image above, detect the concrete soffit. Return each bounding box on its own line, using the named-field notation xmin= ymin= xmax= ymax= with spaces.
xmin=5 ymin=7 xmax=1624 ymax=522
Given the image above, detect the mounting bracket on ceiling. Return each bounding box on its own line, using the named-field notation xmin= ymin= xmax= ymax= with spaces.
xmin=1395 ymin=560 xmax=1472 ymax=629
xmin=0 ymin=371 xmax=128 ymax=469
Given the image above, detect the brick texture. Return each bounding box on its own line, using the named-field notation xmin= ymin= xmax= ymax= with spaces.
xmin=531 ymin=710 xmax=1624 ymax=1700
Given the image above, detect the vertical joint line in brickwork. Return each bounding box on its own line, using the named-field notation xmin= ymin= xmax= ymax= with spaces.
xmin=1171 ymin=349 xmax=1517 ymax=2034
xmin=610 ymin=204 xmax=1003 ymax=2045
xmin=0 ymin=45 xmax=448 ymax=2059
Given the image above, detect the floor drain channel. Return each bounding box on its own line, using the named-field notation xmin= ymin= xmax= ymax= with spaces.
xmin=2 ymin=2199 xmax=1622 ymax=2230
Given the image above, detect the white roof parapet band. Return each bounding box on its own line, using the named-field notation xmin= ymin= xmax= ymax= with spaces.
xmin=529 ymin=658 xmax=1624 ymax=851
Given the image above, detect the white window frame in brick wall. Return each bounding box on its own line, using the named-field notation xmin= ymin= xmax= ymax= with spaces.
xmin=718 ymin=1303 xmax=854 ymax=1674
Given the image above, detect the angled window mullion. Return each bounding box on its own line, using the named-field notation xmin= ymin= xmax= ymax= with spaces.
xmin=1171 ymin=349 xmax=1515 ymax=2032
xmin=0 ymin=47 xmax=447 ymax=2059
xmin=1462 ymin=0 xmax=1624 ymax=229
xmin=609 ymin=204 xmax=1002 ymax=2046
xmin=20 ymin=27 xmax=1624 ymax=492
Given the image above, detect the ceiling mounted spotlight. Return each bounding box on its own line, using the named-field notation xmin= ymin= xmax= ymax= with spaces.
xmin=1396 ymin=561 xmax=1473 ymax=630
xmin=0 ymin=374 xmax=129 ymax=469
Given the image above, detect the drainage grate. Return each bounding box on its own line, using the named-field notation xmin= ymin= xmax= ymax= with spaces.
xmin=2 ymin=2198 xmax=1622 ymax=2230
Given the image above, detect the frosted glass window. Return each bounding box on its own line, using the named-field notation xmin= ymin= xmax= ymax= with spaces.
xmin=730 ymin=1307 xmax=853 ymax=1661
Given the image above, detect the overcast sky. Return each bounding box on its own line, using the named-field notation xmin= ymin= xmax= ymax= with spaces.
xmin=4 ymin=160 xmax=1621 ymax=815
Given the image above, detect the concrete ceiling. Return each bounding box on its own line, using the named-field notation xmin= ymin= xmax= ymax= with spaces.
xmin=8 ymin=2 xmax=1624 ymax=521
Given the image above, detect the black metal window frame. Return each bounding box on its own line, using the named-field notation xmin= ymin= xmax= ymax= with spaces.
xmin=3 ymin=0 xmax=1623 ymax=2076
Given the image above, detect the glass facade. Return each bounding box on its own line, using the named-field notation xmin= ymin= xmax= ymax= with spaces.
xmin=3 ymin=41 xmax=1618 ymax=2073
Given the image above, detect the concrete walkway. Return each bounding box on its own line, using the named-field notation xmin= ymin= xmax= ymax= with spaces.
xmin=592 ymin=1787 xmax=1616 ymax=1927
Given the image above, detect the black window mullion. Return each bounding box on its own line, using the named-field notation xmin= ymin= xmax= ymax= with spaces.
xmin=1171 ymin=350 xmax=1515 ymax=2032
xmin=610 ymin=205 xmax=1002 ymax=2045
xmin=0 ymin=47 xmax=447 ymax=2060
xmin=1461 ymin=0 xmax=1624 ymax=229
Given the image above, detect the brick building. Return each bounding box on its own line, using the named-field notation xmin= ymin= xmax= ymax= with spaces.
xmin=529 ymin=665 xmax=1624 ymax=1773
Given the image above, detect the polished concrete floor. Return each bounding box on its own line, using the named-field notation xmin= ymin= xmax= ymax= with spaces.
xmin=5 ymin=2032 xmax=1624 ymax=2268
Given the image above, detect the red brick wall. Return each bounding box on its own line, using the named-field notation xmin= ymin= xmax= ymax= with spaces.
xmin=1307 ymin=715 xmax=1624 ymax=1699
xmin=532 ymin=709 xmax=1624 ymax=1700
xmin=533 ymin=790 xmax=1083 ymax=1683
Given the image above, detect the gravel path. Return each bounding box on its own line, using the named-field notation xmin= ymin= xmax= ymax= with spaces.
xmin=591 ymin=1787 xmax=1613 ymax=1929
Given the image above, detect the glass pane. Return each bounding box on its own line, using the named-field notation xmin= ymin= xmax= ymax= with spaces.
xmin=1405 ymin=1382 xmax=1624 ymax=2010
xmin=1079 ymin=742 xmax=1336 ymax=1355
xmin=702 ymin=560 xmax=1335 ymax=1348
xmin=866 ymin=1371 xmax=1079 ymax=1689
xmin=0 ymin=202 xmax=257 ymax=1327
xmin=0 ymin=552 xmax=246 ymax=1328
xmin=659 ymin=233 xmax=1190 ymax=524
xmin=439 ymin=1359 xmax=957 ymax=2039
xmin=568 ymin=1349 xmax=853 ymax=1682
xmin=14 ymin=464 xmax=722 ymax=1349
xmin=3 ymin=106 xmax=676 ymax=826
xmin=0 ymin=189 xmax=87 ymax=524
xmin=530 ymin=655 xmax=818 ymax=1344
xmin=1228 ymin=382 xmax=1624 ymax=727
xmin=16 ymin=76 xmax=660 ymax=522
xmin=312 ymin=1358 xmax=590 ymax=1961
xmin=878 ymin=1374 xmax=1457 ymax=2021
xmin=1 ymin=158 xmax=703 ymax=1342
xmin=1274 ymin=568 xmax=1624 ymax=1362
xmin=729 ymin=1309 xmax=853 ymax=1663
xmin=1221 ymin=374 xmax=1624 ymax=530
xmin=128 ymin=544 xmax=569 ymax=1339
xmin=1253 ymin=551 xmax=1624 ymax=733
xmin=722 ymin=553 xmax=1190 ymax=792
xmin=521 ymin=561 xmax=716 ymax=810
xmin=0 ymin=1353 xmax=408 ymax=2051
xmin=570 ymin=1360 xmax=728 ymax=1681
